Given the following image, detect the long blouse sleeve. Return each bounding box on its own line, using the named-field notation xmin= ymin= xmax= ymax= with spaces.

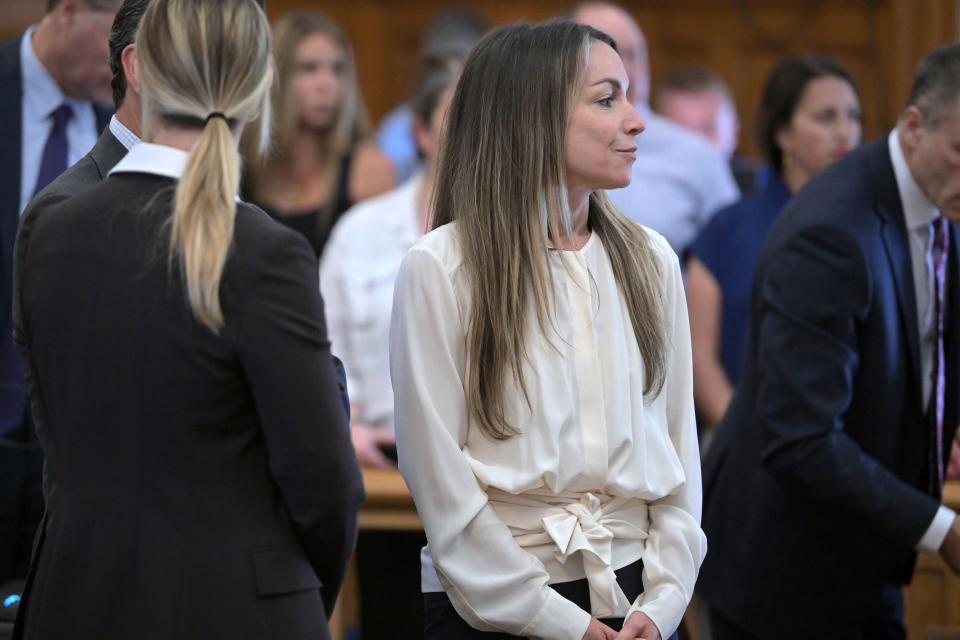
xmin=390 ymin=246 xmax=593 ymax=640
xmin=625 ymin=250 xmax=708 ymax=637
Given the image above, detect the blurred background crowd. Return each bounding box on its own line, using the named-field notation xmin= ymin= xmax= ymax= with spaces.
xmin=0 ymin=1 xmax=959 ymax=639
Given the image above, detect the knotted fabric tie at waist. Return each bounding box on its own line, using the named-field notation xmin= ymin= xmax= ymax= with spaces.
xmin=486 ymin=488 xmax=649 ymax=618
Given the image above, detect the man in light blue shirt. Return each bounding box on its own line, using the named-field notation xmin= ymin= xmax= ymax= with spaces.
xmin=24 ymin=0 xmax=149 ymax=220
xmin=573 ymin=2 xmax=740 ymax=255
xmin=0 ymin=0 xmax=118 ymax=599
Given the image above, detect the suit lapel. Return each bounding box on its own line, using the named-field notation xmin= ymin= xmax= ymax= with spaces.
xmin=872 ymin=138 xmax=923 ymax=406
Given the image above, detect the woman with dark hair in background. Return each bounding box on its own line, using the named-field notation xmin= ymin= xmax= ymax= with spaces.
xmin=686 ymin=55 xmax=862 ymax=433
xmin=245 ymin=11 xmax=394 ymax=259
xmin=11 ymin=1 xmax=363 ymax=637
xmin=320 ymin=52 xmax=463 ymax=640
xmin=391 ymin=20 xmax=705 ymax=640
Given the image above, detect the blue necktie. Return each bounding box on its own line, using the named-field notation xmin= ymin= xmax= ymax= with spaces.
xmin=32 ymin=103 xmax=73 ymax=197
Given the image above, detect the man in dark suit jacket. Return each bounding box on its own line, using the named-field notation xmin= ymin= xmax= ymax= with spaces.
xmin=23 ymin=0 xmax=145 ymax=220
xmin=698 ymin=44 xmax=960 ymax=639
xmin=0 ymin=0 xmax=116 ymax=595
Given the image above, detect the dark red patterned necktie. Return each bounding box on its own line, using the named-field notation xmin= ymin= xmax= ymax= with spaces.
xmin=930 ymin=215 xmax=949 ymax=491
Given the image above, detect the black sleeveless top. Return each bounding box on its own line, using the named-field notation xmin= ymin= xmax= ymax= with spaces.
xmin=251 ymin=152 xmax=354 ymax=258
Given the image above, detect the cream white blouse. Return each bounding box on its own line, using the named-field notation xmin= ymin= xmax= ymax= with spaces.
xmin=389 ymin=222 xmax=706 ymax=640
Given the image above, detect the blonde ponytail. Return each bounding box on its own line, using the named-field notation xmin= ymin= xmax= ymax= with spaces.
xmin=170 ymin=115 xmax=240 ymax=331
xmin=137 ymin=0 xmax=273 ymax=332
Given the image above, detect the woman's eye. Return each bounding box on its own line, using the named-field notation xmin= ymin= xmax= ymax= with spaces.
xmin=598 ymin=96 xmax=614 ymax=107
xmin=814 ymin=110 xmax=837 ymax=124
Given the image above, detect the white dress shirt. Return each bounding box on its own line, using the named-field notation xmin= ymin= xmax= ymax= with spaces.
xmin=888 ymin=129 xmax=958 ymax=552
xmin=606 ymin=107 xmax=739 ymax=255
xmin=390 ymin=223 xmax=706 ymax=640
xmin=320 ymin=175 xmax=422 ymax=430
xmin=19 ymin=26 xmax=98 ymax=215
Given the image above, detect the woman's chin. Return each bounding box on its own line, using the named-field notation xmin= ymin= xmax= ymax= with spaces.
xmin=598 ymin=176 xmax=631 ymax=192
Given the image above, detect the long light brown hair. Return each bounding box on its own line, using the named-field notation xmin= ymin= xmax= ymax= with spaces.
xmin=247 ymin=12 xmax=370 ymax=219
xmin=137 ymin=0 xmax=273 ymax=331
xmin=432 ymin=20 xmax=667 ymax=440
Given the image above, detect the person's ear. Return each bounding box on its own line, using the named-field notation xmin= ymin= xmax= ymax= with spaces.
xmin=774 ymin=123 xmax=792 ymax=155
xmin=122 ymin=44 xmax=140 ymax=97
xmin=900 ymin=105 xmax=927 ymax=154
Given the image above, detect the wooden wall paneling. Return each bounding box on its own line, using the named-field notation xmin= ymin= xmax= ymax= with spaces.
xmin=2 ymin=1 xmax=958 ymax=157
xmin=649 ymin=1 xmax=887 ymax=155
xmin=0 ymin=2 xmax=43 ymax=41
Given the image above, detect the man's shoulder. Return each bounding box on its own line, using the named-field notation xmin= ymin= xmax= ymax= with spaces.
xmin=27 ymin=131 xmax=129 ymax=215
xmin=27 ymin=171 xmax=144 ymax=224
xmin=783 ymin=140 xmax=886 ymax=227
xmin=27 ymin=155 xmax=100 ymax=212
xmin=761 ymin=143 xmax=889 ymax=264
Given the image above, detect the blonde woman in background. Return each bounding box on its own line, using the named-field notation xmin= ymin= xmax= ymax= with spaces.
xmin=391 ymin=20 xmax=705 ymax=640
xmin=11 ymin=1 xmax=363 ymax=637
xmin=245 ymin=11 xmax=394 ymax=258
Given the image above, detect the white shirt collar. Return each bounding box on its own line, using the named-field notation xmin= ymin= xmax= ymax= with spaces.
xmin=108 ymin=142 xmax=242 ymax=202
xmin=108 ymin=142 xmax=187 ymax=180
xmin=109 ymin=115 xmax=141 ymax=151
xmin=889 ymin=128 xmax=939 ymax=231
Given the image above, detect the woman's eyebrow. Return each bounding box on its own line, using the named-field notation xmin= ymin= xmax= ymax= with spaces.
xmin=590 ymin=78 xmax=624 ymax=92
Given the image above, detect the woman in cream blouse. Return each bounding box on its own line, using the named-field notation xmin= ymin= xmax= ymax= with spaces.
xmin=390 ymin=20 xmax=706 ymax=640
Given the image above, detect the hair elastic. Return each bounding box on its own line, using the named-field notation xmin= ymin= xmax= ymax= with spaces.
xmin=205 ymin=112 xmax=228 ymax=124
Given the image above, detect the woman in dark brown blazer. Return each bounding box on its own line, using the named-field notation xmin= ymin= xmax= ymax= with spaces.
xmin=10 ymin=1 xmax=363 ymax=638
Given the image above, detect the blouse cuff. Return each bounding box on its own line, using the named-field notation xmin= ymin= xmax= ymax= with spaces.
xmin=627 ymin=584 xmax=686 ymax=640
xmin=519 ymin=588 xmax=592 ymax=640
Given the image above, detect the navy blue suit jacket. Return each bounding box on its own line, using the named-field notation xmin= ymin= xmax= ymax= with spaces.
xmin=0 ymin=35 xmax=112 ymax=338
xmin=698 ymin=137 xmax=960 ymax=638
